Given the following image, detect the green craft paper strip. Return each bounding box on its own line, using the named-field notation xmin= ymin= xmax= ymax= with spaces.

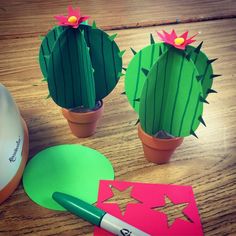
xmin=23 ymin=144 xmax=114 ymax=211
xmin=186 ymin=45 xmax=214 ymax=98
xmin=47 ymin=28 xmax=95 ymax=109
xmin=139 ymin=48 xmax=203 ymax=137
xmin=79 ymin=24 xmax=122 ymax=101
xmin=125 ymin=43 xmax=168 ymax=113
xmin=39 ymin=26 xmax=65 ymax=79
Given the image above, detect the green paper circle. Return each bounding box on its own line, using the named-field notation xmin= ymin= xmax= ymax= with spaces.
xmin=23 ymin=144 xmax=114 ymax=211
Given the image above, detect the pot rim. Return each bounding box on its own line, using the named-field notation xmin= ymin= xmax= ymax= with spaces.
xmin=61 ymin=101 xmax=104 ymax=123
xmin=138 ymin=124 xmax=184 ymax=150
xmin=138 ymin=124 xmax=183 ymax=142
xmin=66 ymin=100 xmax=103 ymax=114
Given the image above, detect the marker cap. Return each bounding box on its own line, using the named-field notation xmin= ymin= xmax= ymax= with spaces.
xmin=52 ymin=192 xmax=105 ymax=226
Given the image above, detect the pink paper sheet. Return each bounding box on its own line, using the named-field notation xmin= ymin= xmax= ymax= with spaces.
xmin=94 ymin=180 xmax=203 ymax=236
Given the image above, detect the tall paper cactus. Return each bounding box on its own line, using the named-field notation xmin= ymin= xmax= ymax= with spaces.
xmin=39 ymin=6 xmax=123 ymax=109
xmin=125 ymin=30 xmax=219 ymax=138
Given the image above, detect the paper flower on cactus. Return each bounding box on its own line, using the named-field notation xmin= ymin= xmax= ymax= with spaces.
xmin=54 ymin=6 xmax=89 ymax=28
xmin=157 ymin=30 xmax=197 ymax=50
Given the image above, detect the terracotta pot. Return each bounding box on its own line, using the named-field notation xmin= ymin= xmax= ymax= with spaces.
xmin=0 ymin=118 xmax=29 ymax=204
xmin=62 ymin=102 xmax=104 ymax=138
xmin=138 ymin=124 xmax=183 ymax=164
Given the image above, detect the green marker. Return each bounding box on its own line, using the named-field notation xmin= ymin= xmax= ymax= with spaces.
xmin=52 ymin=192 xmax=150 ymax=236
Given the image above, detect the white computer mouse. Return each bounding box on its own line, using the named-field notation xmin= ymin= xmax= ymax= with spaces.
xmin=0 ymin=84 xmax=28 ymax=203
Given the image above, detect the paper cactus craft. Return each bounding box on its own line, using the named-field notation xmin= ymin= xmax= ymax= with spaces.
xmin=125 ymin=30 xmax=219 ymax=138
xmin=39 ymin=6 xmax=123 ymax=109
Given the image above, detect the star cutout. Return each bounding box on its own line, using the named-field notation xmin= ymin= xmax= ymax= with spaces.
xmin=152 ymin=195 xmax=193 ymax=227
xmin=103 ymin=185 xmax=141 ymax=215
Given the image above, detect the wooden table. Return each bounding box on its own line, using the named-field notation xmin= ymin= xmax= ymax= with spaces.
xmin=0 ymin=0 xmax=236 ymax=235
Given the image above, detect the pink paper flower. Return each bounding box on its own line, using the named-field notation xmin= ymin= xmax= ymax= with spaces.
xmin=54 ymin=6 xmax=89 ymax=29
xmin=157 ymin=30 xmax=197 ymax=50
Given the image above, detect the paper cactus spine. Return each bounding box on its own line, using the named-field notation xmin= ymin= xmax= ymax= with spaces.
xmin=39 ymin=23 xmax=122 ymax=109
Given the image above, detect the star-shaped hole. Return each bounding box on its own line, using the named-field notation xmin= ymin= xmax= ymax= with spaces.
xmin=102 ymin=185 xmax=141 ymax=216
xmin=152 ymin=195 xmax=193 ymax=227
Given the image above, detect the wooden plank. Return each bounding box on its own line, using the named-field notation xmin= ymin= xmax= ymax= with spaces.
xmin=0 ymin=0 xmax=236 ymax=39
xmin=0 ymin=19 xmax=236 ymax=235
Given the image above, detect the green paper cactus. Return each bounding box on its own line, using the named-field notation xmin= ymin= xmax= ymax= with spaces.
xmin=39 ymin=7 xmax=123 ymax=110
xmin=125 ymin=30 xmax=219 ymax=138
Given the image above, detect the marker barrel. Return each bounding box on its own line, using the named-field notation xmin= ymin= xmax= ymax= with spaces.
xmin=101 ymin=213 xmax=150 ymax=236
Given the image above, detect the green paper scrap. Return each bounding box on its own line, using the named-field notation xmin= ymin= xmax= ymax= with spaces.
xmin=23 ymin=145 xmax=114 ymax=211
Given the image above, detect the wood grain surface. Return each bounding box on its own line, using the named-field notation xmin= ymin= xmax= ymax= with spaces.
xmin=0 ymin=1 xmax=236 ymax=235
xmin=1 ymin=0 xmax=236 ymax=39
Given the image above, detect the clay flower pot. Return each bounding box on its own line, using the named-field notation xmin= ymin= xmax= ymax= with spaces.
xmin=138 ymin=124 xmax=183 ymax=164
xmin=0 ymin=119 xmax=29 ymax=204
xmin=62 ymin=101 xmax=104 ymax=138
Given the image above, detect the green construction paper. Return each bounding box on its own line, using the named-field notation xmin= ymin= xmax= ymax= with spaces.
xmin=79 ymin=24 xmax=122 ymax=101
xmin=23 ymin=144 xmax=114 ymax=211
xmin=125 ymin=42 xmax=168 ymax=113
xmin=139 ymin=47 xmax=203 ymax=137
xmin=47 ymin=28 xmax=95 ymax=109
xmin=39 ymin=26 xmax=65 ymax=79
xmin=186 ymin=44 xmax=214 ymax=98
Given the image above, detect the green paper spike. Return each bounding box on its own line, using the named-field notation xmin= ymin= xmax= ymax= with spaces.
xmin=198 ymin=115 xmax=206 ymax=127
xmin=199 ymin=96 xmax=209 ymax=104
xmin=117 ymin=72 xmax=125 ymax=78
xmin=118 ymin=50 xmax=126 ymax=58
xmin=185 ymin=50 xmax=192 ymax=61
xmin=210 ymin=74 xmax=221 ymax=79
xmin=46 ymin=94 xmax=51 ymax=99
xmin=130 ymin=47 xmax=137 ymax=55
xmin=150 ymin=34 xmax=155 ymax=44
xmin=207 ymin=88 xmax=217 ymax=94
xmin=41 ymin=78 xmax=47 ymax=82
xmin=135 ymin=119 xmax=140 ymax=125
xmin=196 ymin=75 xmax=204 ymax=81
xmin=190 ymin=129 xmax=198 ymax=138
xmin=159 ymin=46 xmax=163 ymax=56
xmin=141 ymin=68 xmax=149 ymax=76
xmin=109 ymin=34 xmax=117 ymax=41
xmin=121 ymin=91 xmax=126 ymax=95
xmin=43 ymin=55 xmax=50 ymax=60
xmin=39 ymin=23 xmax=122 ymax=109
xmin=122 ymin=67 xmax=127 ymax=71
xmin=39 ymin=35 xmax=45 ymax=41
xmin=194 ymin=41 xmax=203 ymax=54
xmin=92 ymin=20 xmax=97 ymax=29
xmin=207 ymin=58 xmax=218 ymax=64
